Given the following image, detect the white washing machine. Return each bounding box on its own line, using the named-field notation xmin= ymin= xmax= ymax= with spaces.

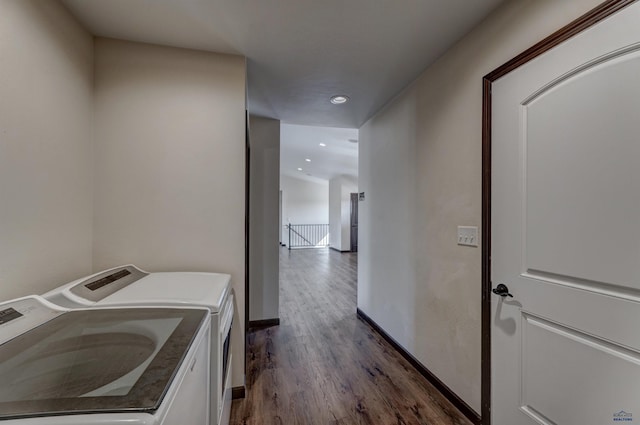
xmin=42 ymin=265 xmax=234 ymax=425
xmin=0 ymin=295 xmax=210 ymax=425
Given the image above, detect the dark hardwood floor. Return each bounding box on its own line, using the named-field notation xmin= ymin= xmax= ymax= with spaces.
xmin=231 ymin=248 xmax=472 ymax=425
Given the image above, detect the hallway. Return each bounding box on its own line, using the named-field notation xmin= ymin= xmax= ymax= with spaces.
xmin=231 ymin=248 xmax=472 ymax=425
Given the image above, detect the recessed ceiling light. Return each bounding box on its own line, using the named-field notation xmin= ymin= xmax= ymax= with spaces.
xmin=319 ymin=143 xmax=326 ymax=147
xmin=305 ymin=158 xmax=311 ymax=162
xmin=330 ymin=95 xmax=349 ymax=105
xmin=297 ymin=167 xmax=303 ymax=171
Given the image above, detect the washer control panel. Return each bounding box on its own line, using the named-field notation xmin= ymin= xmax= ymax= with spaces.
xmin=0 ymin=296 xmax=64 ymax=345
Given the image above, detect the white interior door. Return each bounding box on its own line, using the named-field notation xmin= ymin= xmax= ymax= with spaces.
xmin=492 ymin=3 xmax=640 ymax=424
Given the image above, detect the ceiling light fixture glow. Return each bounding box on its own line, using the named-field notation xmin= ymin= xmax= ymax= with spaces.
xmin=319 ymin=143 xmax=326 ymax=147
xmin=297 ymin=167 xmax=303 ymax=171
xmin=330 ymin=95 xmax=349 ymax=105
xmin=305 ymin=158 xmax=311 ymax=162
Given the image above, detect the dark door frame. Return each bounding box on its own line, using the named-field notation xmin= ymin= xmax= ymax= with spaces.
xmin=480 ymin=1 xmax=636 ymax=423
xmin=350 ymin=192 xmax=358 ymax=252
xmin=244 ymin=111 xmax=251 ymax=389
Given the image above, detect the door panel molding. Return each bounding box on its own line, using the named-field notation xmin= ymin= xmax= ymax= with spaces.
xmin=481 ymin=1 xmax=638 ymax=423
xmin=522 ymin=269 xmax=640 ymax=304
xmin=520 ymin=42 xmax=640 ymax=107
xmin=519 ymin=312 xmax=640 ymax=424
xmin=522 ymin=312 xmax=640 ymax=364
xmin=520 ymin=44 xmax=640 ymax=290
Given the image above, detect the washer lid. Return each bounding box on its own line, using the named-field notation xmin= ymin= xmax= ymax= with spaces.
xmin=0 ymin=305 xmax=207 ymax=420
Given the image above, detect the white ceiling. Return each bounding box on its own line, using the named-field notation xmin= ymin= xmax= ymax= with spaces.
xmin=62 ymin=0 xmax=505 ymax=128
xmin=280 ymin=124 xmax=358 ymax=183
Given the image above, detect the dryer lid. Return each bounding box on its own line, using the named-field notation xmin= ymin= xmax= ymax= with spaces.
xmin=101 ymin=272 xmax=231 ymax=312
xmin=0 ymin=305 xmax=207 ymax=420
xmin=45 ymin=265 xmax=231 ymax=312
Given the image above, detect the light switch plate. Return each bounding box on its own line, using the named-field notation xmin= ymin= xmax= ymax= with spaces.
xmin=457 ymin=226 xmax=478 ymax=247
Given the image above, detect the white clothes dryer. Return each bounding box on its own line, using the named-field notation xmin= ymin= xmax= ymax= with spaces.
xmin=0 ymin=296 xmax=211 ymax=425
xmin=42 ymin=265 xmax=234 ymax=425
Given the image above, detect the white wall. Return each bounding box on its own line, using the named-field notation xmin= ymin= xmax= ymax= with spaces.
xmin=248 ymin=115 xmax=280 ymax=321
xmin=329 ymin=178 xmax=342 ymax=249
xmin=0 ymin=0 xmax=94 ymax=301
xmin=358 ymin=0 xmax=602 ymax=414
xmin=280 ymin=175 xmax=329 ymax=234
xmin=329 ymin=176 xmax=358 ymax=251
xmin=93 ymin=38 xmax=247 ymax=387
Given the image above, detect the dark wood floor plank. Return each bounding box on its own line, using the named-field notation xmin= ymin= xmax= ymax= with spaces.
xmin=231 ymin=248 xmax=472 ymax=425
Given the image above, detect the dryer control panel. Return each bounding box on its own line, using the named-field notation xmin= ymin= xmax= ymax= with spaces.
xmin=68 ymin=266 xmax=149 ymax=303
